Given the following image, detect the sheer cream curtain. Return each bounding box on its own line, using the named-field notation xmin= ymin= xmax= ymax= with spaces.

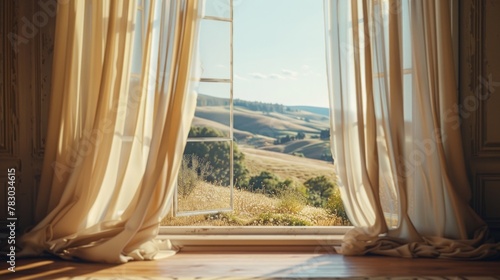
xmin=324 ymin=0 xmax=499 ymax=259
xmin=19 ymin=0 xmax=201 ymax=263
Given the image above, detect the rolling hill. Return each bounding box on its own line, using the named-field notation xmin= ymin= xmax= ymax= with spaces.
xmin=259 ymin=139 xmax=332 ymax=161
xmin=240 ymin=147 xmax=335 ymax=182
xmin=191 ymin=94 xmax=332 ymax=160
xmin=194 ymin=107 xmax=326 ymax=136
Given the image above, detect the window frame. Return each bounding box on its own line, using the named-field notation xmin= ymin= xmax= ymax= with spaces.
xmin=157 ymin=0 xmax=459 ymax=248
xmin=161 ymin=0 xmax=352 ymax=247
xmin=173 ymin=0 xmax=236 ymax=217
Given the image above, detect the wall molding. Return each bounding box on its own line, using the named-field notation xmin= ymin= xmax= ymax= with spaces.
xmin=461 ymin=0 xmax=500 ymax=236
xmin=32 ymin=9 xmax=54 ymax=160
xmin=0 ymin=0 xmax=55 ymax=232
xmin=0 ymin=0 xmax=18 ymax=159
xmin=467 ymin=0 xmax=500 ymax=157
xmin=476 ymin=174 xmax=500 ymax=228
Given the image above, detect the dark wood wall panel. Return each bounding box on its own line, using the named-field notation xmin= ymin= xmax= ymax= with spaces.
xmin=0 ymin=0 xmax=21 ymax=227
xmin=33 ymin=13 xmax=54 ymax=160
xmin=0 ymin=0 xmax=18 ymax=159
xmin=0 ymin=0 xmax=55 ymax=236
xmin=480 ymin=0 xmax=500 ymax=153
xmin=461 ymin=0 xmax=500 ymax=238
xmin=476 ymin=175 xmax=500 ymax=228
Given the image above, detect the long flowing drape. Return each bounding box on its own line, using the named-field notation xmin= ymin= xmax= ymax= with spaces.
xmin=19 ymin=0 xmax=201 ymax=263
xmin=324 ymin=0 xmax=499 ymax=259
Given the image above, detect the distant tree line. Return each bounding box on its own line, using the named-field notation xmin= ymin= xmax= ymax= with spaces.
xmin=273 ymin=130 xmax=331 ymax=145
xmin=196 ymin=96 xmax=300 ymax=114
xmin=274 ymin=132 xmax=306 ymax=145
xmin=197 ymin=96 xmax=230 ymax=107
xmin=234 ymin=99 xmax=290 ymax=114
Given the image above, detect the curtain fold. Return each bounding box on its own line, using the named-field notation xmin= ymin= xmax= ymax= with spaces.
xmin=19 ymin=0 xmax=201 ymax=263
xmin=324 ymin=0 xmax=499 ymax=259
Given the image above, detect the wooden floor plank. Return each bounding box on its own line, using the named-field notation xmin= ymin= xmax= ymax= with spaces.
xmin=2 ymin=252 xmax=500 ymax=279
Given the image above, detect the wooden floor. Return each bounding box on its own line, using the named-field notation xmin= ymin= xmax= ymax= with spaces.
xmin=2 ymin=251 xmax=500 ymax=279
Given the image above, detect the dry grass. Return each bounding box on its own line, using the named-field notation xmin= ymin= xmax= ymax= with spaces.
xmin=177 ymin=181 xmax=231 ymax=212
xmin=162 ymin=147 xmax=346 ymax=227
xmin=194 ymin=106 xmax=325 ymax=135
xmin=162 ymin=183 xmax=345 ymax=226
xmin=259 ymin=139 xmax=331 ymax=160
xmin=241 ymin=147 xmax=337 ymax=183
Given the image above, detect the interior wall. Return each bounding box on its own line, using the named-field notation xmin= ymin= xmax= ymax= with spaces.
xmin=460 ymin=0 xmax=500 ymax=239
xmin=0 ymin=0 xmax=55 ymax=239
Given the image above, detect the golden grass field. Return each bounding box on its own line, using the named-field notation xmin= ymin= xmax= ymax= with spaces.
xmin=162 ymin=182 xmax=345 ymax=226
xmin=161 ymin=147 xmax=347 ymax=227
xmin=240 ymin=146 xmax=337 ymax=183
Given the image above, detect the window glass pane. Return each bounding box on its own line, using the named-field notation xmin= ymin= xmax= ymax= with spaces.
xmin=143 ymin=0 xmax=150 ymax=22
xmin=192 ymin=82 xmax=231 ymax=138
xmin=379 ymin=168 xmax=399 ymax=228
xmin=203 ymin=0 xmax=231 ymax=19
xmin=176 ymin=141 xmax=232 ymax=213
xmin=199 ymin=19 xmax=231 ymax=80
xmin=131 ymin=11 xmax=143 ymax=74
xmin=124 ymin=76 xmax=142 ymax=136
xmin=402 ymin=0 xmax=412 ymax=69
xmin=403 ymin=73 xmax=412 ymax=121
xmin=163 ymin=0 xmax=351 ymax=227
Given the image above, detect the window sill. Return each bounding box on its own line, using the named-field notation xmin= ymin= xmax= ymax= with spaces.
xmin=157 ymin=226 xmax=350 ymax=251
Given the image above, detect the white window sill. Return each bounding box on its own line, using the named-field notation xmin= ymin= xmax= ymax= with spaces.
xmin=157 ymin=226 xmax=350 ymax=251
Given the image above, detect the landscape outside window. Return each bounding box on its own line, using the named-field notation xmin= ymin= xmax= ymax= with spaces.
xmin=162 ymin=0 xmax=350 ymax=226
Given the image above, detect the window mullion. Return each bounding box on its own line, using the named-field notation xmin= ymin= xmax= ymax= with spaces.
xmin=174 ymin=0 xmax=234 ymax=217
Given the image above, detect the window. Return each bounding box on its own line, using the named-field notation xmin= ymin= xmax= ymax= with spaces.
xmin=159 ymin=0 xmax=349 ymax=234
xmin=153 ymin=0 xmax=458 ymax=249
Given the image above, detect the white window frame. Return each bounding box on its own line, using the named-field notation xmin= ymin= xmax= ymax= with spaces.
xmin=157 ymin=0 xmax=459 ymax=250
xmin=159 ymin=0 xmax=351 ymax=250
xmin=173 ymin=0 xmax=235 ymax=217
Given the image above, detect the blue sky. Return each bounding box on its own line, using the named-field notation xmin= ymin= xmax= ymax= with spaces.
xmin=199 ymin=0 xmax=329 ymax=108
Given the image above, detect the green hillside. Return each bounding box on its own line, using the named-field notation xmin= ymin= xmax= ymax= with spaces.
xmin=193 ymin=106 xmax=329 ymax=136
xmin=259 ymin=139 xmax=331 ymax=161
xmin=191 ymin=94 xmax=332 ymax=161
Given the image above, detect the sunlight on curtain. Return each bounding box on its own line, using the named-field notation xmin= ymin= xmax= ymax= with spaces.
xmin=324 ymin=0 xmax=500 ymax=259
xmin=18 ymin=0 xmax=201 ymax=263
